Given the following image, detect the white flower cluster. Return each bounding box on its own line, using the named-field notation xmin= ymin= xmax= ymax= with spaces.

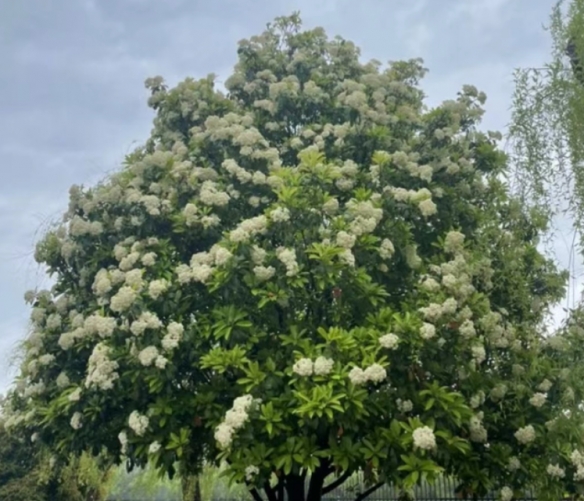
xmin=546 ymin=463 xmax=565 ymax=479
xmin=70 ymin=411 xmax=83 ymax=430
xmin=271 ymin=207 xmax=290 ymax=222
xmin=199 ymin=180 xmax=230 ymax=206
xmin=253 ymin=265 xmax=276 ymax=281
xmin=130 ymin=311 xmax=163 ymax=336
xmin=56 ymin=372 xmax=70 ymax=388
xmin=412 ymin=426 xmax=436 ymax=450
xmin=459 ymin=319 xmax=476 ymax=339
xmin=500 ymin=486 xmax=513 ymax=501
xmin=128 ymin=410 xmax=149 ymax=436
xmin=444 ymin=231 xmax=465 ymax=254
xmin=348 ymin=364 xmax=387 ymax=385
xmin=529 ymin=392 xmax=547 ymax=408
xmin=507 ymin=457 xmax=521 ymax=472
xmin=379 ymin=238 xmax=395 ymax=259
xmin=84 ymin=314 xmax=117 ymax=338
xmin=387 ymin=187 xmax=437 ymax=217
xmin=118 ymin=431 xmax=128 ymax=454
xmin=149 ymin=441 xmax=161 ymax=454
xmin=379 ymin=333 xmax=399 ymax=349
xmin=148 ymin=279 xmax=169 ymax=299
xmin=214 ymin=395 xmax=254 ymax=449
xmin=538 ymin=379 xmax=553 ymax=392
xmin=489 ymin=384 xmax=507 ymax=402
xmin=292 ymin=357 xmax=334 ymax=377
xmin=276 ymin=247 xmax=299 ymax=276
xmin=68 ymin=388 xmax=82 ymax=402
xmin=514 ymin=425 xmax=536 ymax=445
xmin=245 ymin=465 xmax=260 ymax=481
xmin=336 ymin=231 xmax=356 ymax=249
xmin=418 ymin=298 xmax=457 ymax=322
xmin=110 ymin=286 xmax=138 ymax=312
xmin=469 ymin=414 xmax=487 ymax=443
xmin=85 ymin=343 xmax=119 ymax=391
xmin=162 ymin=322 xmax=184 ymax=351
xmin=471 ymin=344 xmax=486 ymax=364
xmin=396 ymin=399 xmax=413 ymax=413
xmin=571 ymin=450 xmax=584 ymax=480
xmin=420 ymin=323 xmax=436 ymax=340
xmin=229 ymin=215 xmax=268 ymax=243
xmin=345 ymin=199 xmax=383 ymax=236
xmin=293 ymin=358 xmax=313 ymax=376
xmin=138 ymin=346 xmax=159 ymax=366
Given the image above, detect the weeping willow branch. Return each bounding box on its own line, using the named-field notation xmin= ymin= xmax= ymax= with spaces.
xmin=508 ymin=0 xmax=584 ymax=253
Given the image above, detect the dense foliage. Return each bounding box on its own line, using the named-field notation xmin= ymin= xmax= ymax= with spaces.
xmin=6 ymin=13 xmax=584 ymax=501
xmin=0 ymin=415 xmax=113 ymax=501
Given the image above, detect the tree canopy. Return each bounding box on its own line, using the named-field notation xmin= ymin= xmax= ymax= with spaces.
xmin=5 ymin=12 xmax=584 ymax=501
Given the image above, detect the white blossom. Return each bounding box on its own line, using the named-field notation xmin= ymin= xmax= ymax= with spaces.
xmin=529 ymin=392 xmax=547 ymax=408
xmin=148 ymin=279 xmax=169 ymax=299
xmin=336 ymin=231 xmax=356 ymax=249
xmin=253 ymin=266 xmax=276 ymax=281
xmin=500 ymin=487 xmax=513 ymax=501
xmin=412 ymin=426 xmax=436 ymax=450
xmin=138 ymin=346 xmax=159 ymax=367
xmin=162 ymin=322 xmax=184 ymax=351
xmin=348 ymin=367 xmax=368 ymax=385
xmin=271 ymin=207 xmax=290 ymax=222
xmin=418 ymin=198 xmax=437 ymax=217
xmin=56 ymin=372 xmax=70 ymax=388
xmin=514 ymin=425 xmax=536 ymax=445
xmin=85 ymin=343 xmax=119 ymax=391
xmin=245 ymin=465 xmax=260 ymax=482
xmin=68 ymin=388 xmax=82 ymax=402
xmin=546 ymin=464 xmax=565 ymax=479
xmin=444 ymin=231 xmax=465 ymax=253
xmin=293 ymin=358 xmax=313 ymax=376
xmin=128 ymin=411 xmax=149 ymax=436
xmin=70 ymin=412 xmax=83 ymax=430
xmin=420 ymin=323 xmax=436 ymax=340
xmin=379 ymin=333 xmax=399 ymax=349
xmin=364 ymin=364 xmax=387 ymax=383
xmin=313 ymin=356 xmax=334 ymax=376
xmin=149 ymin=441 xmax=162 ymax=454
xmin=397 ymin=399 xmax=413 ymax=413
xmin=276 ymin=247 xmax=299 ymax=276
xmin=507 ymin=457 xmax=521 ymax=472
xmin=118 ymin=431 xmax=128 ymax=454
xmin=110 ymin=286 xmax=137 ymax=312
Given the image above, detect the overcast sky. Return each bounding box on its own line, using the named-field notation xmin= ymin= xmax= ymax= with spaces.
xmin=0 ymin=0 xmax=576 ymax=393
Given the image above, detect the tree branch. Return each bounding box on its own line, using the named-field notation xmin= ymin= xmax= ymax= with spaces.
xmin=322 ymin=470 xmax=352 ymax=494
xmin=355 ymin=482 xmax=385 ymax=501
xmin=264 ymin=481 xmax=278 ymax=501
xmin=250 ymin=488 xmax=264 ymax=501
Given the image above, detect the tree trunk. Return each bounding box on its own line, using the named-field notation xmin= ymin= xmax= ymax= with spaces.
xmin=182 ymin=474 xmax=202 ymax=501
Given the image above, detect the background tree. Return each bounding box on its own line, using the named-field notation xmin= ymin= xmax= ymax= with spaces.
xmin=508 ymin=0 xmax=584 ymax=250
xmin=6 ymin=12 xmax=584 ymax=501
xmin=0 ymin=417 xmax=49 ymax=501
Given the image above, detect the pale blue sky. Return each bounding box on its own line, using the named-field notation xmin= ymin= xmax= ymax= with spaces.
xmin=0 ymin=0 xmax=574 ymax=392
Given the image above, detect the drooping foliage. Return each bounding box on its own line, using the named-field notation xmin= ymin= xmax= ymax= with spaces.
xmin=508 ymin=0 xmax=584 ymax=244
xmin=6 ymin=12 xmax=584 ymax=501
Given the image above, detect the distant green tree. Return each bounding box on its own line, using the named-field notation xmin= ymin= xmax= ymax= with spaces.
xmin=0 ymin=420 xmax=48 ymax=501
xmin=509 ymin=0 xmax=584 ymax=244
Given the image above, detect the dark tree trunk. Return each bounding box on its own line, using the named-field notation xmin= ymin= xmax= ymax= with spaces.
xmin=181 ymin=474 xmax=201 ymax=501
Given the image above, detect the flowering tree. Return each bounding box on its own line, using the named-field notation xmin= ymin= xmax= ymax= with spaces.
xmin=6 ymin=12 xmax=584 ymax=501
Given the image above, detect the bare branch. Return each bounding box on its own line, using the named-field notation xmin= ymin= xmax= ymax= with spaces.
xmin=323 ymin=470 xmax=352 ymax=494
xmin=355 ymin=482 xmax=385 ymax=501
